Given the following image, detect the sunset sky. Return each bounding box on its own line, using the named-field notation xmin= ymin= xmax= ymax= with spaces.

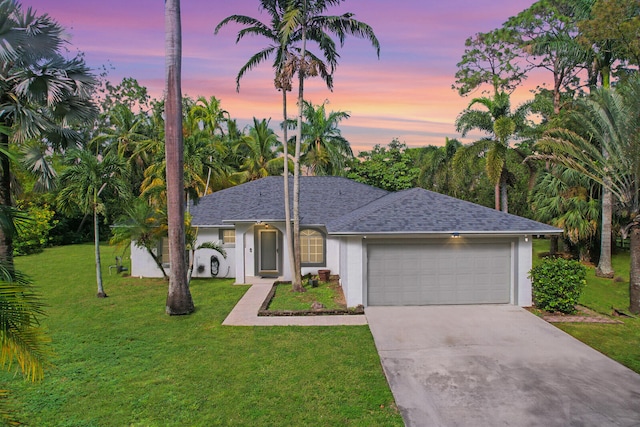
xmin=26 ymin=0 xmax=542 ymax=153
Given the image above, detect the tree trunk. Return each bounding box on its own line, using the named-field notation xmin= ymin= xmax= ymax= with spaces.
xmin=629 ymin=218 xmax=640 ymax=314
xmin=282 ymin=89 xmax=296 ymax=286
xmin=291 ymin=5 xmax=307 ymax=293
xmin=0 ymin=131 xmax=13 ymax=271
xmin=596 ymin=182 xmax=614 ymax=278
xmin=549 ymin=235 xmax=558 ymax=255
xmin=500 ymin=179 xmax=508 ymax=213
xmin=148 ymin=248 xmax=168 ymax=279
xmin=164 ymin=0 xmax=193 ymax=315
xmin=94 ymin=206 xmax=106 ymax=298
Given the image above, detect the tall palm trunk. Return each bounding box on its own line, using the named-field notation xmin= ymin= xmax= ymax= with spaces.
xmin=164 ymin=0 xmax=194 ymax=315
xmin=597 ymin=183 xmax=614 ymax=277
xmin=596 ymin=70 xmax=614 ymax=277
xmin=500 ymin=178 xmax=508 ymax=213
xmin=94 ymin=202 xmax=106 ymax=298
xmin=282 ymin=89 xmax=296 ymax=284
xmin=291 ymin=1 xmax=307 ymax=293
xmin=629 ymin=216 xmax=640 ymax=314
xmin=0 ymin=131 xmax=13 ymax=270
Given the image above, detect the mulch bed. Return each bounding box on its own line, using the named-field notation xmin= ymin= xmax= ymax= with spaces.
xmin=539 ymin=305 xmax=623 ymax=324
xmin=257 ymin=281 xmax=365 ymax=317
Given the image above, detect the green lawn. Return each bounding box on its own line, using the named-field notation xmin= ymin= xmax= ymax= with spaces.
xmin=4 ymin=244 xmax=402 ymax=426
xmin=268 ymin=281 xmax=346 ymax=311
xmin=533 ymin=238 xmax=640 ymax=374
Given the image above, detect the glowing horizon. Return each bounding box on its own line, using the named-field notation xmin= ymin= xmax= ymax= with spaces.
xmin=28 ymin=0 xmax=541 ymax=153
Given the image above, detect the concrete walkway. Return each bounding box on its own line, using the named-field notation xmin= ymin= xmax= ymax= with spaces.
xmin=222 ymin=278 xmax=367 ymax=326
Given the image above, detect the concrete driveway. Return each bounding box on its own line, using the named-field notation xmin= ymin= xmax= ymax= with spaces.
xmin=366 ymin=305 xmax=640 ymax=427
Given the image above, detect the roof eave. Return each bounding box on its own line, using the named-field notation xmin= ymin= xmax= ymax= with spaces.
xmin=327 ymin=229 xmax=563 ymax=236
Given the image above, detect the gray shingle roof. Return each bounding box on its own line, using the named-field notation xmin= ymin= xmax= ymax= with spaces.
xmin=326 ymin=187 xmax=561 ymax=235
xmin=190 ymin=177 xmax=560 ymax=235
xmin=190 ymin=176 xmax=389 ymax=227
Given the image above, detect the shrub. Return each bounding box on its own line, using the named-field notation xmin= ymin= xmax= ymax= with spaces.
xmin=529 ymin=257 xmax=586 ymax=314
xmin=14 ymin=201 xmax=58 ymax=256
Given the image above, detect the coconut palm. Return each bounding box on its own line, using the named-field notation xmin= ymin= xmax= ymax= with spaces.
xmin=298 ymin=101 xmax=352 ymax=176
xmin=418 ymin=138 xmax=462 ymax=195
xmin=164 ymin=0 xmax=193 ymax=315
xmin=533 ymin=79 xmax=640 ymax=313
xmin=454 ymin=91 xmax=531 ymax=212
xmin=233 ymin=118 xmax=283 ymax=182
xmin=216 ymin=0 xmax=335 ymax=292
xmin=281 ymin=0 xmax=380 ymax=289
xmin=0 ymin=0 xmax=97 ymax=267
xmin=57 ymin=148 xmax=129 ymax=297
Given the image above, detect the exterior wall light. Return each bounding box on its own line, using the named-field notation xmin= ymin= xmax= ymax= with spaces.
xmin=452 ymin=233 xmax=460 ymax=238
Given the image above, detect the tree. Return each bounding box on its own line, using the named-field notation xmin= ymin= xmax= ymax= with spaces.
xmin=111 ymin=199 xmax=169 ymax=279
xmin=215 ymin=0 xmax=301 ymax=293
xmin=281 ymin=0 xmax=380 ymax=291
xmin=348 ymin=140 xmax=419 ymax=191
xmin=0 ymin=202 xmax=50 ymax=423
xmin=454 ymin=92 xmax=531 ymax=212
xmin=233 ymin=118 xmax=283 ymax=182
xmin=297 ymin=100 xmax=352 ymax=176
xmin=57 ymin=148 xmax=129 ymax=297
xmin=504 ymin=0 xmax=590 ymax=114
xmin=417 ymin=138 xmax=462 ymax=195
xmin=164 ymin=0 xmax=193 ymax=315
xmin=575 ymin=0 xmax=640 ymax=278
xmin=533 ymin=79 xmax=640 ymax=313
xmin=530 ymin=166 xmax=600 ymax=261
xmin=0 ymin=1 xmax=97 ymax=269
xmin=453 ymin=28 xmax=527 ymax=96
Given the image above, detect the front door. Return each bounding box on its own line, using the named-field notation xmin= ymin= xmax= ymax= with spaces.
xmin=258 ymin=229 xmax=279 ymax=276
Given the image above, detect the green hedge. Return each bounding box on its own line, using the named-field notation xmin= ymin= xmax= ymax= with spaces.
xmin=529 ymin=257 xmax=586 ymax=314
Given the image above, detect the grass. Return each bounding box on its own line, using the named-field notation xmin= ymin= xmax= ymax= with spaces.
xmin=532 ymin=238 xmax=640 ymax=374
xmin=3 ymin=243 xmax=402 ymax=426
xmin=268 ymin=281 xmax=346 ymax=311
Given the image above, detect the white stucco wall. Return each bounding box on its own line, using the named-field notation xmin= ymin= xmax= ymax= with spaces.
xmin=515 ymin=236 xmax=533 ymax=306
xmin=129 ymin=227 xmax=233 ymax=279
xmin=130 ymin=243 xmax=164 ymax=278
xmin=190 ymin=228 xmax=235 ymax=279
xmin=340 ymin=236 xmax=365 ymax=308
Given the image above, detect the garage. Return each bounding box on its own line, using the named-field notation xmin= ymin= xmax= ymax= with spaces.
xmin=367 ymin=239 xmax=512 ymax=306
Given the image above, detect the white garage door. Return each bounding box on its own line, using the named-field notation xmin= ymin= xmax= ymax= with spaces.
xmin=367 ymin=240 xmax=511 ymax=306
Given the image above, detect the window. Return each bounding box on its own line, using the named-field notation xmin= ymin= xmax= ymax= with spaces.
xmin=300 ymin=229 xmax=325 ymax=266
xmin=220 ymin=229 xmax=235 ymax=245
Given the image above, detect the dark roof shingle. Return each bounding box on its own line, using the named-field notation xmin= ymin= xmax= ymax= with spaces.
xmin=327 ymin=187 xmax=560 ymax=234
xmin=190 ymin=177 xmax=560 ymax=235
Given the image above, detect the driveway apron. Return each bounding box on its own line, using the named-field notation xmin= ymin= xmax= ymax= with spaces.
xmin=366 ymin=305 xmax=640 ymax=427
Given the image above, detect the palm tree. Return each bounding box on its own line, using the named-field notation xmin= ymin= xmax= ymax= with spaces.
xmin=92 ymin=103 xmax=151 ymax=193
xmin=298 ymin=101 xmax=352 ymax=176
xmin=233 ymin=118 xmax=283 ymax=182
xmin=111 ymin=198 xmax=169 ymax=279
xmin=216 ymin=0 xmax=302 ymax=291
xmin=165 ymin=0 xmax=193 ymax=315
xmin=0 ymin=1 xmax=97 ymax=268
xmin=418 ymin=138 xmax=462 ymax=195
xmin=530 ymin=166 xmax=600 ymax=261
xmin=281 ymin=0 xmax=380 ymax=290
xmin=533 ymin=79 xmax=640 ymax=313
xmin=57 ymin=148 xmax=129 ymax=297
xmin=454 ymin=92 xmax=530 ymax=212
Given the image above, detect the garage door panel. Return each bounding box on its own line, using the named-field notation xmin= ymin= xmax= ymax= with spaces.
xmin=367 ymin=241 xmax=511 ymax=306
